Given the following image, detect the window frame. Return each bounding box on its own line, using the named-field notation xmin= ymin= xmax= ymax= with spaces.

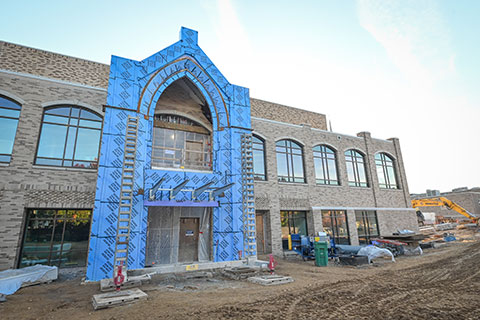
xmin=34 ymin=105 xmax=103 ymax=169
xmin=151 ymin=114 xmax=212 ymax=171
xmin=345 ymin=149 xmax=369 ymax=187
xmin=355 ymin=210 xmax=380 ymax=245
xmin=313 ymin=144 xmax=339 ymax=185
xmin=321 ymin=210 xmax=351 ymax=245
xmin=0 ymin=95 xmax=22 ymax=163
xmin=252 ymin=134 xmax=267 ymax=181
xmin=275 ymin=139 xmax=306 ymax=183
xmin=375 ymin=152 xmax=399 ymax=189
xmin=18 ymin=208 xmax=92 ymax=268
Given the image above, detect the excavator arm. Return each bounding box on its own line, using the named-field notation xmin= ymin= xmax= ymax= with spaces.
xmin=411 ymin=197 xmax=478 ymax=223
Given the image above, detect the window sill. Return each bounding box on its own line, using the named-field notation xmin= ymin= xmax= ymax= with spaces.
xmin=151 ymin=166 xmax=213 ymax=174
xmin=348 ymin=185 xmax=371 ymax=189
xmin=31 ymin=165 xmax=98 ymax=172
xmin=379 ymin=187 xmax=402 ymax=191
xmin=314 ymin=184 xmax=342 ymax=188
xmin=278 ymin=181 xmax=308 ymax=186
xmin=0 ymin=162 xmax=10 ymax=167
xmin=254 ymin=180 xmax=269 ymax=184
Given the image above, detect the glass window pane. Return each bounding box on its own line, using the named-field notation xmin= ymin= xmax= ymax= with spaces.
xmin=0 ymin=117 xmax=19 ymax=155
xmin=0 ymin=108 xmax=20 ymax=118
xmin=346 ymin=161 xmax=355 ymax=183
xmin=44 ymin=114 xmax=69 ymax=124
xmin=358 ymin=164 xmax=367 ymax=183
xmin=37 ymin=124 xmax=67 ymax=158
xmin=0 ymin=96 xmax=21 ymax=110
xmin=80 ymin=109 xmax=101 ymax=121
xmin=292 ymin=155 xmax=304 ymax=178
xmin=276 ymin=152 xmax=288 ymax=178
xmin=377 ymin=165 xmax=386 ymax=186
xmin=327 ymin=159 xmax=337 ymax=182
xmin=70 ymin=108 xmax=80 ymax=118
xmin=79 ymin=119 xmax=102 ymax=129
xmin=314 ymin=157 xmax=325 ymax=181
xmin=46 ymin=107 xmax=71 ymax=116
xmin=74 ymin=128 xmax=100 ymax=161
xmin=36 ymin=158 xmax=63 ymax=166
xmin=387 ymin=167 xmax=397 ymax=186
xmin=64 ymin=127 xmax=77 ymax=159
xmin=253 ymin=149 xmax=265 ymax=175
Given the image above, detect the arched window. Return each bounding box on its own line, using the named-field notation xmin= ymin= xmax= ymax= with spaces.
xmin=152 ymin=78 xmax=213 ymax=171
xmin=0 ymin=96 xmax=22 ymax=163
xmin=276 ymin=139 xmax=305 ymax=183
xmin=345 ymin=149 xmax=368 ymax=187
xmin=375 ymin=153 xmax=398 ymax=189
xmin=313 ymin=145 xmax=339 ymax=185
xmin=0 ymin=95 xmax=22 ymax=163
xmin=252 ymin=135 xmax=266 ymax=181
xmin=35 ymin=106 xmax=102 ymax=168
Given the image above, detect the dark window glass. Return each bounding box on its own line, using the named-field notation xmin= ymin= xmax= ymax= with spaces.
xmin=19 ymin=209 xmax=92 ymax=268
xmin=322 ymin=210 xmax=350 ymax=245
xmin=280 ymin=211 xmax=308 ymax=250
xmin=313 ymin=145 xmax=339 ymax=185
xmin=345 ymin=149 xmax=368 ymax=187
xmin=276 ymin=139 xmax=305 ymax=183
xmin=355 ymin=210 xmax=379 ymax=245
xmin=252 ymin=135 xmax=266 ymax=181
xmin=375 ymin=153 xmax=399 ymax=189
xmin=35 ymin=106 xmax=102 ymax=168
xmin=0 ymin=95 xmax=22 ymax=163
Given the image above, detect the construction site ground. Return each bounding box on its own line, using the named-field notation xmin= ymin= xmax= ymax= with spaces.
xmin=2 ymin=233 xmax=480 ymax=319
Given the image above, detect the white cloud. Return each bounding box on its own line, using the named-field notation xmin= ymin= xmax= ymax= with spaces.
xmin=357 ymin=0 xmax=455 ymax=89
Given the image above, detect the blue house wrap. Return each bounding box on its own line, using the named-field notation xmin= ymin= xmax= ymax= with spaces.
xmin=86 ymin=27 xmax=254 ymax=281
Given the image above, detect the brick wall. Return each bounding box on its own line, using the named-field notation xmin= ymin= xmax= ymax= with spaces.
xmin=0 ymin=41 xmax=109 ymax=88
xmin=252 ymin=117 xmax=416 ymax=254
xmin=0 ymin=71 xmax=105 ymax=269
xmin=251 ymin=98 xmax=327 ymax=130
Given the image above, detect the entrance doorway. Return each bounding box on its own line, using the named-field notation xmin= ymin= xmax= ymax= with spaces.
xmin=255 ymin=212 xmax=265 ymax=254
xmin=145 ymin=207 xmax=211 ymax=266
xmin=178 ymin=218 xmax=199 ymax=262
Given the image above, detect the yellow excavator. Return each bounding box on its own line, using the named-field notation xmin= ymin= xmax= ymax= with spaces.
xmin=411 ymin=197 xmax=478 ymax=225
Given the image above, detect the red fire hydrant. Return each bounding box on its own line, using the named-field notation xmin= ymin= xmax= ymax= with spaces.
xmin=113 ymin=263 xmax=125 ymax=291
xmin=268 ymin=254 xmax=277 ymax=274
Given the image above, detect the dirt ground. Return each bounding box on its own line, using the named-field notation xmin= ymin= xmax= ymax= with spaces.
xmin=2 ymin=236 xmax=480 ymax=320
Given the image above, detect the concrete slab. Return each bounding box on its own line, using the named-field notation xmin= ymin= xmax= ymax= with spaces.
xmin=129 ymin=260 xmax=247 ymax=276
xmin=100 ymin=274 xmax=152 ymax=292
xmin=92 ymin=288 xmax=147 ymax=310
xmin=248 ymin=275 xmax=294 ymax=286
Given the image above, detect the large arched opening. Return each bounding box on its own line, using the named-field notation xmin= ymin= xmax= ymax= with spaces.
xmin=151 ymin=77 xmax=213 ymax=171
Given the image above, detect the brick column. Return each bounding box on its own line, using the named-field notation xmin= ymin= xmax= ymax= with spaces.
xmin=346 ymin=209 xmax=359 ymax=245
xmin=269 ymin=196 xmax=283 ymax=256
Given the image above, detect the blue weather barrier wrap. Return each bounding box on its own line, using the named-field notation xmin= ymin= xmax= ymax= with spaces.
xmin=87 ymin=27 xmax=254 ymax=281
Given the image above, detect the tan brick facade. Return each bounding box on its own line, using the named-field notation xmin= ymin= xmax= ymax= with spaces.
xmin=0 ymin=40 xmax=417 ymax=268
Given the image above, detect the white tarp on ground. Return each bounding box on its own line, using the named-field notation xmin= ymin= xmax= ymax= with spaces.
xmin=0 ymin=265 xmax=58 ymax=295
xmin=357 ymin=246 xmax=395 ymax=263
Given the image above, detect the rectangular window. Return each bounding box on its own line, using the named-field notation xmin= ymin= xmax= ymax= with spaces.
xmin=355 ymin=210 xmax=379 ymax=245
xmin=152 ymin=126 xmax=211 ymax=170
xmin=280 ymin=211 xmax=308 ymax=250
xmin=321 ymin=210 xmax=350 ymax=245
xmin=20 ymin=209 xmax=92 ymax=268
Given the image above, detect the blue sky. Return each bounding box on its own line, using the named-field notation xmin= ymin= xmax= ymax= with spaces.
xmin=1 ymin=0 xmax=479 ymax=193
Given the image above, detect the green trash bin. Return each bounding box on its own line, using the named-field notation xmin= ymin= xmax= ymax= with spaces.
xmin=314 ymin=241 xmax=329 ymax=267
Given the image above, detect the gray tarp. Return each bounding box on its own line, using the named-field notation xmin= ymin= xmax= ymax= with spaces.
xmin=0 ymin=265 xmax=58 ymax=295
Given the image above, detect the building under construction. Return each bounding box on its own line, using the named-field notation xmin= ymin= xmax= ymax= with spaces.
xmin=0 ymin=28 xmax=418 ymax=280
